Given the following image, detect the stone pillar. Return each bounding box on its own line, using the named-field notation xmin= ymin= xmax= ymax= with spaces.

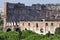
xmin=11 ymin=22 xmax=14 ymax=31
xmin=3 ymin=2 xmax=8 ymax=31
xmin=42 ymin=19 xmax=46 ymax=34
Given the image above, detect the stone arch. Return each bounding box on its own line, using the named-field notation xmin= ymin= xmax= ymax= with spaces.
xmin=7 ymin=28 xmax=11 ymax=32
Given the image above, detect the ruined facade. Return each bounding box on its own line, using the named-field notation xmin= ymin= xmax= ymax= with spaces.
xmin=4 ymin=2 xmax=60 ymax=34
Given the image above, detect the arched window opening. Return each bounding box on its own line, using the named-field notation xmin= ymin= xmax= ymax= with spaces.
xmin=7 ymin=28 xmax=11 ymax=32
xmin=40 ymin=28 xmax=43 ymax=33
xmin=36 ymin=23 xmax=38 ymax=28
xmin=15 ymin=28 xmax=20 ymax=32
xmin=45 ymin=23 xmax=48 ymax=26
xmin=23 ymin=23 xmax=24 ymax=26
xmin=25 ymin=28 xmax=27 ymax=30
xmin=28 ymin=23 xmax=30 ymax=26
xmin=51 ymin=23 xmax=53 ymax=26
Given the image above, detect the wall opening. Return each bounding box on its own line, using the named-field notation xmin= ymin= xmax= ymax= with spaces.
xmin=25 ymin=28 xmax=27 ymax=30
xmin=40 ymin=28 xmax=43 ymax=33
xmin=36 ymin=23 xmax=38 ymax=28
xmin=51 ymin=23 xmax=53 ymax=26
xmin=7 ymin=28 xmax=11 ymax=32
xmin=15 ymin=28 xmax=20 ymax=32
xmin=28 ymin=23 xmax=30 ymax=26
xmin=45 ymin=23 xmax=48 ymax=26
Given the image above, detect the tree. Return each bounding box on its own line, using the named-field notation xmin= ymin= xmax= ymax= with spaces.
xmin=0 ymin=19 xmax=3 ymax=30
xmin=6 ymin=31 xmax=19 ymax=40
xmin=55 ymin=27 xmax=60 ymax=34
xmin=0 ymin=30 xmax=6 ymax=40
xmin=0 ymin=19 xmax=3 ymax=26
xmin=46 ymin=31 xmax=51 ymax=37
xmin=18 ymin=29 xmax=22 ymax=40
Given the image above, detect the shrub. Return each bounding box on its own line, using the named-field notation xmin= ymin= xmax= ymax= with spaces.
xmin=6 ymin=31 xmax=19 ymax=40
xmin=55 ymin=27 xmax=60 ymax=34
xmin=21 ymin=30 xmax=38 ymax=39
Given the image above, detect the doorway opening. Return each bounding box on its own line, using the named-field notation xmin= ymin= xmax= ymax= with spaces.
xmin=7 ymin=28 xmax=11 ymax=32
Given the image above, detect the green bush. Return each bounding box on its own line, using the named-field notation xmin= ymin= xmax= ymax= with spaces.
xmin=55 ymin=27 xmax=60 ymax=34
xmin=22 ymin=30 xmax=60 ymax=40
xmin=5 ymin=31 xmax=19 ymax=40
xmin=0 ymin=31 xmax=19 ymax=40
xmin=21 ymin=30 xmax=38 ymax=39
xmin=0 ymin=30 xmax=60 ymax=40
xmin=0 ymin=19 xmax=3 ymax=26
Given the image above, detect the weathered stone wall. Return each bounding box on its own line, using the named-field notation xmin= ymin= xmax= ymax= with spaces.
xmin=5 ymin=3 xmax=60 ymax=22
xmin=4 ymin=20 xmax=60 ymax=34
xmin=19 ymin=21 xmax=60 ymax=34
xmin=4 ymin=3 xmax=60 ymax=34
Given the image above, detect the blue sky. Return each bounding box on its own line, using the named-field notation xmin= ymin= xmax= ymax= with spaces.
xmin=0 ymin=0 xmax=60 ymax=9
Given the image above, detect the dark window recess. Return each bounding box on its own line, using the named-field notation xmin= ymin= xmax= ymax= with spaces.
xmin=36 ymin=23 xmax=38 ymax=28
xmin=40 ymin=28 xmax=43 ymax=33
xmin=15 ymin=28 xmax=20 ymax=32
xmin=28 ymin=23 xmax=30 ymax=26
xmin=46 ymin=23 xmax=48 ymax=26
xmin=41 ymin=20 xmax=43 ymax=21
xmin=25 ymin=28 xmax=27 ymax=30
xmin=7 ymin=28 xmax=11 ymax=32
xmin=51 ymin=23 xmax=53 ymax=26
xmin=23 ymin=23 xmax=24 ymax=26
